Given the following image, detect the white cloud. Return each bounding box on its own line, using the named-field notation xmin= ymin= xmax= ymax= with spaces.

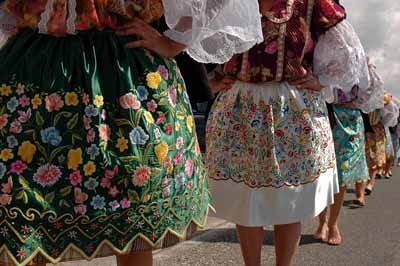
xmin=344 ymin=0 xmax=400 ymax=98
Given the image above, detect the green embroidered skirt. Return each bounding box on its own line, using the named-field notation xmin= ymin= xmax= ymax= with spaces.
xmin=0 ymin=29 xmax=209 ymax=265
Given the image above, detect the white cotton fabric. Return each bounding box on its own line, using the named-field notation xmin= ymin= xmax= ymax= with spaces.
xmin=0 ymin=4 xmax=17 ymax=48
xmin=313 ymin=20 xmax=369 ymax=95
xmin=382 ymin=101 xmax=400 ymax=127
xmin=210 ymin=168 xmax=338 ymax=226
xmin=163 ymin=0 xmax=264 ymax=63
xmin=354 ymin=63 xmax=385 ymax=113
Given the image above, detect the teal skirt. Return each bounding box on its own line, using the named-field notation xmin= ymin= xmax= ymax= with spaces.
xmin=0 ymin=29 xmax=209 ymax=265
xmin=332 ymin=106 xmax=369 ymax=186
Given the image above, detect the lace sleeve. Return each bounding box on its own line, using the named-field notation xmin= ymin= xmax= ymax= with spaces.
xmin=0 ymin=3 xmax=17 ymax=48
xmin=353 ymin=62 xmax=385 ymax=113
xmin=382 ymin=101 xmax=399 ymax=127
xmin=162 ymin=0 xmax=263 ymax=64
xmin=313 ymin=20 xmax=370 ymax=97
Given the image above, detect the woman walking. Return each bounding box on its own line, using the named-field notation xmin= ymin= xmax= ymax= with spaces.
xmin=0 ymin=1 xmax=263 ymax=265
xmin=206 ymin=0 xmax=368 ymax=265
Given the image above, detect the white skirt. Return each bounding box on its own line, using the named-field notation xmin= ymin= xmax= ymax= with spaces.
xmin=206 ymin=81 xmax=339 ymax=226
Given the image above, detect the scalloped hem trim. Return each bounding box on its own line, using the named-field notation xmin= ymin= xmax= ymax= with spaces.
xmin=209 ymin=163 xmax=336 ymax=189
xmin=339 ymin=176 xmax=370 ymax=187
xmin=0 ymin=205 xmax=211 ymax=266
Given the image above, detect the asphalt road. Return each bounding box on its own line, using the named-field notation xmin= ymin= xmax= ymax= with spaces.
xmin=55 ymin=167 xmax=400 ymax=266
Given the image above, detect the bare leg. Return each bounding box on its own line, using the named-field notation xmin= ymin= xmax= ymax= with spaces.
xmin=326 ymin=186 xmax=346 ymax=245
xmin=313 ymin=208 xmax=328 ymax=242
xmin=366 ymin=168 xmax=377 ymax=194
xmin=355 ymin=182 xmax=366 ymax=206
xmin=236 ymin=225 xmax=264 ymax=266
xmin=116 ymin=251 xmax=153 ymax=266
xmin=274 ymin=223 xmax=301 ymax=266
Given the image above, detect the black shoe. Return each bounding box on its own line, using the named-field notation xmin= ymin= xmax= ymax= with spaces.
xmin=365 ymin=188 xmax=372 ymax=196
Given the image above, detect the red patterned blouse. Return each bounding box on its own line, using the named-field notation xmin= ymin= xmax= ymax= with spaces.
xmin=223 ymin=0 xmax=346 ymax=83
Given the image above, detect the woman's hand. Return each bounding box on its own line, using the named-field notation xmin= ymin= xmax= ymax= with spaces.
xmin=209 ymin=76 xmax=236 ymax=95
xmin=289 ymin=72 xmax=324 ymax=91
xmin=116 ymin=17 xmax=186 ymax=58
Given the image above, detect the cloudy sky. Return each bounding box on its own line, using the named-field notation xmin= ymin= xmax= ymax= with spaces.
xmin=343 ymin=0 xmax=399 ymax=98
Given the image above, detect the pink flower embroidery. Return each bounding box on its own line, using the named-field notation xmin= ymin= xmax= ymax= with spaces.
xmin=185 ymin=158 xmax=194 ymax=177
xmin=74 ymin=204 xmax=87 ymax=215
xmin=99 ymin=124 xmax=111 ymax=142
xmin=10 ymin=160 xmax=27 ymax=175
xmin=264 ymin=41 xmax=278 ymax=54
xmin=132 ymin=166 xmax=151 ymax=187
xmin=45 ymin=93 xmax=64 ymax=112
xmin=119 ymin=93 xmax=141 ymax=110
xmin=157 ymin=65 xmax=169 ymax=80
xmin=120 ymin=198 xmax=131 ymax=209
xmin=10 ymin=119 xmax=22 ymax=134
xmin=147 ymin=100 xmax=158 ymax=112
xmin=108 ymin=186 xmax=119 ymax=198
xmin=74 ymin=188 xmax=88 ymax=204
xmin=18 ymin=95 xmax=30 ymax=107
xmin=168 ymin=86 xmax=177 ymax=107
xmin=176 ymin=137 xmax=184 ymax=150
xmin=33 ymin=164 xmax=62 ymax=187
xmin=0 ymin=114 xmax=8 ymax=129
xmin=18 ymin=108 xmax=32 ymax=123
xmin=69 ymin=171 xmax=83 ymax=186
xmin=0 ymin=194 xmax=12 ymax=206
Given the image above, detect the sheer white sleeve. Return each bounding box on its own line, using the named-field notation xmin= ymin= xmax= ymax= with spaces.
xmin=162 ymin=0 xmax=263 ymax=64
xmin=382 ymin=101 xmax=399 ymax=127
xmin=313 ymin=20 xmax=369 ymax=95
xmin=353 ymin=62 xmax=385 ymax=113
xmin=0 ymin=4 xmax=17 ymax=48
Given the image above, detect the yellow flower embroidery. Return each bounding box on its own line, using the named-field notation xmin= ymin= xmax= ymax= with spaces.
xmin=65 ymin=92 xmax=79 ymax=106
xmin=0 ymin=84 xmax=12 ymax=96
xmin=144 ymin=111 xmax=154 ymax=124
xmin=167 ymin=164 xmax=173 ymax=175
xmin=154 ymin=142 xmax=168 ymax=164
xmin=116 ymin=137 xmax=128 ymax=152
xmin=186 ymin=116 xmax=194 ymax=133
xmin=17 ymin=141 xmax=36 ymax=163
xmin=83 ymin=161 xmax=96 ymax=176
xmin=93 ymin=95 xmax=104 ymax=108
xmin=67 ymin=148 xmax=83 ymax=170
xmin=177 ymin=84 xmax=183 ymax=94
xmin=146 ymin=72 xmax=162 ymax=89
xmin=0 ymin=149 xmax=14 ymax=162
xmin=31 ymin=94 xmax=42 ymax=109
xmin=340 ymin=163 xmax=348 ymax=171
xmin=175 ymin=121 xmax=180 ymax=131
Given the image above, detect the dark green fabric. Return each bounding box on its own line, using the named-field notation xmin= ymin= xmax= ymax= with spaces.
xmin=0 ymin=29 xmax=209 ymax=265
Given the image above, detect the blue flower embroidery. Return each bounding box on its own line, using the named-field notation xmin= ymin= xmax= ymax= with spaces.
xmin=86 ymin=144 xmax=100 ymax=160
xmin=129 ymin=127 xmax=149 ymax=145
xmin=84 ymin=177 xmax=99 ymax=191
xmin=6 ymin=136 xmax=18 ymax=148
xmin=136 ymin=86 xmax=148 ymax=101
xmin=90 ymin=195 xmax=106 ymax=210
xmin=175 ymin=173 xmax=186 ymax=190
xmin=85 ymin=105 xmax=99 ymax=117
xmin=0 ymin=163 xmax=6 ymax=178
xmin=40 ymin=127 xmax=62 ymax=146
xmin=7 ymin=97 xmax=19 ymax=112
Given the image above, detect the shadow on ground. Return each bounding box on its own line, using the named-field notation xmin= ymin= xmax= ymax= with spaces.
xmin=192 ymin=229 xmax=320 ymax=246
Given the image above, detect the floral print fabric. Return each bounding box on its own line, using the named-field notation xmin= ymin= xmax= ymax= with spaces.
xmin=223 ymin=0 xmax=346 ymax=83
xmin=206 ymin=81 xmax=336 ymax=188
xmin=331 ymin=105 xmax=369 ymax=186
xmin=5 ymin=0 xmax=164 ymax=35
xmin=0 ymin=30 xmax=209 ymax=265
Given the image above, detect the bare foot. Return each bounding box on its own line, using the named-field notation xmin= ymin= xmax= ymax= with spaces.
xmin=327 ymin=226 xmax=342 ymax=246
xmin=353 ymin=197 xmax=366 ymax=207
xmin=313 ymin=223 xmax=328 ymax=242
